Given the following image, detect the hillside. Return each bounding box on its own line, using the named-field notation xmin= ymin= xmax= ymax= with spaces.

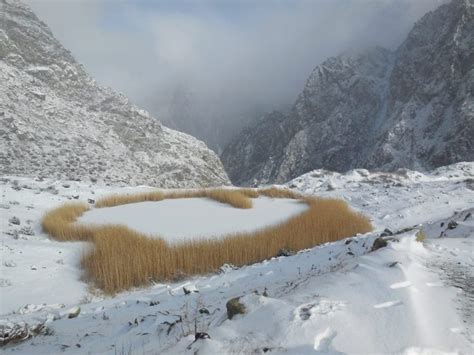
xmin=0 ymin=0 xmax=230 ymax=187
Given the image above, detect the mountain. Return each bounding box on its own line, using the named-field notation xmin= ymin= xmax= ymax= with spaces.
xmin=144 ymin=85 xmax=267 ymax=155
xmin=0 ymin=0 xmax=230 ymax=187
xmin=222 ymin=0 xmax=474 ymax=186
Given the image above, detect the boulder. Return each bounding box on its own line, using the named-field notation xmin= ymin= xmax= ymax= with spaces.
xmin=447 ymin=220 xmax=458 ymax=230
xmin=380 ymin=228 xmax=393 ymax=237
xmin=195 ymin=332 xmax=211 ymax=340
xmin=8 ymin=216 xmax=20 ymax=225
xmin=183 ymin=285 xmax=199 ymax=295
xmin=67 ymin=306 xmax=80 ymax=319
xmin=371 ymin=237 xmax=388 ymax=251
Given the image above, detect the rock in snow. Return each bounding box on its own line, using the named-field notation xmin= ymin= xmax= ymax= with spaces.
xmin=66 ymin=307 xmax=80 ymax=319
xmin=0 ymin=0 xmax=230 ymax=188
xmin=222 ymin=0 xmax=474 ymax=185
xmin=8 ymin=216 xmax=20 ymax=225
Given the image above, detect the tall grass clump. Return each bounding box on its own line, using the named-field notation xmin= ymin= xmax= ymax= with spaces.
xmin=95 ymin=191 xmax=165 ymax=208
xmin=41 ymin=202 xmax=95 ymax=241
xmin=258 ymin=187 xmax=302 ymax=199
xmin=163 ymin=189 xmax=253 ymax=209
xmin=97 ymin=188 xmax=254 ymax=209
xmin=43 ymin=188 xmax=372 ymax=294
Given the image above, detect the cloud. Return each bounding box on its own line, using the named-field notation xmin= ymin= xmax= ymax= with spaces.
xmin=24 ymin=0 xmax=447 ymax=147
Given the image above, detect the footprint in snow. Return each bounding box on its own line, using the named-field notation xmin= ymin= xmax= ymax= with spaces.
xmin=373 ymin=300 xmax=403 ymax=309
xmin=0 ymin=279 xmax=12 ymax=287
xmin=296 ymin=300 xmax=345 ymax=321
xmin=390 ymin=281 xmax=412 ymax=289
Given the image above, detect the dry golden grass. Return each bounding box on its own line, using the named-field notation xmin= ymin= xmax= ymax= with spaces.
xmin=235 ymin=188 xmax=260 ymax=198
xmin=96 ymin=188 xmax=253 ymax=209
xmin=163 ymin=189 xmax=253 ymax=209
xmin=94 ymin=187 xmax=298 ymax=210
xmin=95 ymin=191 xmax=165 ymax=208
xmin=41 ymin=202 xmax=95 ymax=241
xmin=258 ymin=186 xmax=302 ymax=199
xmin=43 ymin=188 xmax=372 ymax=294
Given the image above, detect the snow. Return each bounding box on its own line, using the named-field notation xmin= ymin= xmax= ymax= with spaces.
xmin=1 ymin=162 xmax=473 ymax=354
xmin=78 ymin=197 xmax=307 ymax=243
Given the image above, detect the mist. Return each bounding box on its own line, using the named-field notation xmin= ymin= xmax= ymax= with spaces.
xmin=25 ymin=0 xmax=447 ymax=151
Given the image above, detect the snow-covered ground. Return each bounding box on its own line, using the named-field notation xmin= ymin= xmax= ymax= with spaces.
xmin=78 ymin=197 xmax=307 ymax=243
xmin=0 ymin=162 xmax=473 ymax=354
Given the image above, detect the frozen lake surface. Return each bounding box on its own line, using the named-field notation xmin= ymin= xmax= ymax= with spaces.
xmin=78 ymin=196 xmax=308 ymax=243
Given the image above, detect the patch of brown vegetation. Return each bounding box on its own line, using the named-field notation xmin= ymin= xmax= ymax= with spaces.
xmin=42 ymin=188 xmax=372 ymax=293
xmin=258 ymin=187 xmax=302 ymax=199
xmin=94 ymin=191 xmax=165 ymax=208
xmin=96 ymin=188 xmax=253 ymax=209
xmin=163 ymin=189 xmax=253 ymax=209
xmin=41 ymin=202 xmax=94 ymax=241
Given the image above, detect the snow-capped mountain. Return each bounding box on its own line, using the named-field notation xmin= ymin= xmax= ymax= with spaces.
xmin=222 ymin=0 xmax=474 ymax=186
xmin=0 ymin=0 xmax=230 ymax=187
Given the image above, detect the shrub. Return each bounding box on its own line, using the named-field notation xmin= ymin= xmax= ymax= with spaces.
xmin=226 ymin=297 xmax=246 ymax=319
xmin=43 ymin=188 xmax=372 ymax=293
xmin=415 ymin=229 xmax=426 ymax=242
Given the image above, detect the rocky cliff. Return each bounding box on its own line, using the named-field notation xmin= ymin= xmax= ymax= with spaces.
xmin=222 ymin=0 xmax=473 ymax=185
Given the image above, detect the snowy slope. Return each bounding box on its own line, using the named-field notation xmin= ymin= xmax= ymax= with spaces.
xmin=1 ymin=162 xmax=473 ymax=353
xmin=0 ymin=0 xmax=229 ymax=188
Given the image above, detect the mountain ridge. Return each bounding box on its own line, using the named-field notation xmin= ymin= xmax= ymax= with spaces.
xmin=0 ymin=0 xmax=230 ymax=187
xmin=222 ymin=0 xmax=473 ymax=186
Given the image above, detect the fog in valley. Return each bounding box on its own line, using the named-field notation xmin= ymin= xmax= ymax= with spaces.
xmin=26 ymin=0 xmax=447 ymax=151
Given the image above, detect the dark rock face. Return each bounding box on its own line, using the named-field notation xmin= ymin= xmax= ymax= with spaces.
xmin=371 ymin=237 xmax=388 ymax=252
xmin=0 ymin=1 xmax=230 ymax=187
xmin=367 ymin=0 xmax=474 ymax=170
xmin=222 ymin=0 xmax=473 ymax=186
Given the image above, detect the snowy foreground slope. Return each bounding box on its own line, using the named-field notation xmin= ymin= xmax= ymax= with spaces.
xmin=0 ymin=162 xmax=473 ymax=354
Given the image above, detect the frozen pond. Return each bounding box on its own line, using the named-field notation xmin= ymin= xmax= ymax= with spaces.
xmin=78 ymin=197 xmax=308 ymax=244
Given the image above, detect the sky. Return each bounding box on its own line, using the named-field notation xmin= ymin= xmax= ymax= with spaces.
xmin=25 ymin=0 xmax=447 ymax=148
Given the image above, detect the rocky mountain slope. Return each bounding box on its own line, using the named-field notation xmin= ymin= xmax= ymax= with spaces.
xmin=0 ymin=0 xmax=230 ymax=187
xmin=222 ymin=0 xmax=474 ymax=186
